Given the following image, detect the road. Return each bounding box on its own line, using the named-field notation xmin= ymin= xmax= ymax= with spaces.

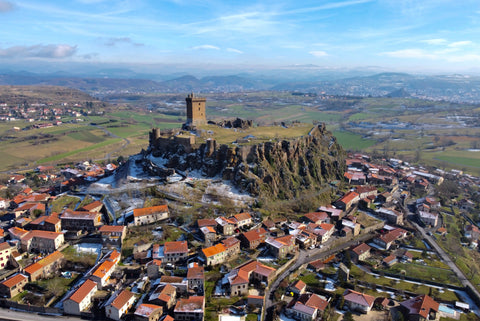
xmin=263 ymin=233 xmax=373 ymax=320
xmin=90 ymin=123 xmax=130 ymax=161
xmin=412 ymin=220 xmax=480 ymax=301
xmin=0 ymin=309 xmax=81 ymax=321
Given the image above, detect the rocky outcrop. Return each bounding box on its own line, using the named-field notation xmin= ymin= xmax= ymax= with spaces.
xmin=146 ymin=124 xmax=346 ymax=199
xmin=208 ymin=118 xmax=253 ymax=129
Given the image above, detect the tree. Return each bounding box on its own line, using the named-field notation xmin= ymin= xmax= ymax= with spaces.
xmin=343 ymin=311 xmax=354 ymax=321
xmin=344 ymin=251 xmax=352 ymax=269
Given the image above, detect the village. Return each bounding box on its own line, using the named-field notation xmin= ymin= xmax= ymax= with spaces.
xmin=0 ymin=146 xmax=478 ymax=321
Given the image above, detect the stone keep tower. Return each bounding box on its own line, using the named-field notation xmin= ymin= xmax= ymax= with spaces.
xmin=186 ymin=93 xmax=206 ymax=125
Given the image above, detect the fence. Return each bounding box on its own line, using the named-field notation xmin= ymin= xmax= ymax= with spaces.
xmin=0 ymin=299 xmax=61 ymax=315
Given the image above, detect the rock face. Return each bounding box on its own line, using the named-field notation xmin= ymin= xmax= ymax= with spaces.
xmin=146 ymin=124 xmax=346 ymax=199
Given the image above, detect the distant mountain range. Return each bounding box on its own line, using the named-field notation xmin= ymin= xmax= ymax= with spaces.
xmin=1 ymin=70 xmax=480 ymax=103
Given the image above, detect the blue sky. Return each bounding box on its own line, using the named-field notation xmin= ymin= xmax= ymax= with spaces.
xmin=1 ymin=0 xmax=480 ymax=73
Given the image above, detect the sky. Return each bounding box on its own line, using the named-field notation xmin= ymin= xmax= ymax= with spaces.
xmin=1 ymin=0 xmax=480 ymax=74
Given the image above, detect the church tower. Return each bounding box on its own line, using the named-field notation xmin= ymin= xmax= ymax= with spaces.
xmin=185 ymin=93 xmax=206 ymax=126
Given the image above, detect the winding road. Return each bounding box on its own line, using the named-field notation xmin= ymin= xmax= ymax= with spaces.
xmin=263 ymin=233 xmax=374 ymax=320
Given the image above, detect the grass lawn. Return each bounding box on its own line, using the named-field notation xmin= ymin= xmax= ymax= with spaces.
xmin=349 ymin=265 xmax=459 ymax=301
xmin=61 ymin=245 xmax=97 ymax=266
xmin=38 ymin=138 xmax=122 ymax=163
xmin=332 ymin=130 xmax=376 ymax=151
xmin=383 ymin=263 xmax=461 ymax=286
xmin=50 ymin=194 xmax=81 ymax=213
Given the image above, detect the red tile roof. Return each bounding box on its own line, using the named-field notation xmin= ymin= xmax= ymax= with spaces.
xmin=233 ymin=212 xmax=251 ymax=222
xmin=111 ymin=289 xmax=134 ymax=310
xmin=99 ymin=225 xmax=125 ymax=233
xmin=80 ymin=200 xmax=103 ymax=212
xmin=133 ymin=205 xmax=168 ymax=217
xmin=187 ymin=266 xmax=204 ymax=280
xmin=339 ymin=191 xmax=359 ymax=205
xmin=92 ymin=260 xmax=115 ymax=279
xmin=241 ymin=228 xmax=266 ymax=243
xmin=69 ymin=279 xmax=97 ymax=303
xmin=351 ymin=243 xmax=371 ymax=256
xmin=0 ymin=242 xmax=11 ymax=252
xmin=134 ymin=304 xmax=162 ymax=317
xmin=197 ymin=218 xmax=217 ymax=227
xmin=202 ymin=243 xmax=225 ymax=258
xmin=1 ymin=273 xmax=27 ymax=288
xmin=400 ymin=295 xmax=439 ymax=319
xmin=344 ymin=289 xmax=375 ymax=308
xmin=164 ymin=241 xmax=188 ymax=254
xmin=174 ymin=296 xmax=204 ymax=312
xmin=24 ymin=262 xmax=43 ymax=275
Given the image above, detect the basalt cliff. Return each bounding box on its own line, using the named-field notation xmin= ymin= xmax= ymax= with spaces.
xmin=144 ymin=123 xmax=346 ymax=199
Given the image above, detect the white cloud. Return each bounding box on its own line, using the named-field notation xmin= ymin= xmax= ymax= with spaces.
xmin=191 ymin=45 xmax=220 ymax=50
xmin=422 ymin=38 xmax=447 ymax=45
xmin=226 ymin=48 xmax=243 ymax=54
xmin=381 ymin=49 xmax=436 ymax=59
xmin=309 ymin=50 xmax=328 ymax=57
xmin=446 ymin=54 xmax=480 ymax=62
xmin=448 ymin=41 xmax=472 ymax=48
xmin=0 ymin=44 xmax=77 ymax=58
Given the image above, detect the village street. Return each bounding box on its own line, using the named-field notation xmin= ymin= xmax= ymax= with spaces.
xmin=263 ymin=232 xmax=374 ymax=320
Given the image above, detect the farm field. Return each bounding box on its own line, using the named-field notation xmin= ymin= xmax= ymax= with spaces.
xmin=1 ymin=89 xmax=480 ymax=173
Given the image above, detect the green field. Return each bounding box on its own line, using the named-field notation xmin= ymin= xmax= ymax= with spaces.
xmin=333 ymin=130 xmax=377 ymax=150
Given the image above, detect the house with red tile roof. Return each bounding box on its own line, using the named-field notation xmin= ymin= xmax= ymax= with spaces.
xmin=99 ymin=225 xmax=127 ymax=247
xmin=200 ymin=226 xmax=216 ymax=244
xmin=349 ymin=243 xmax=371 ymax=263
xmin=202 ymin=243 xmax=227 ymax=266
xmin=382 ymin=254 xmax=398 ymax=267
xmin=239 ymin=228 xmax=267 ymax=249
xmin=174 ymin=296 xmax=204 ymax=321
xmin=19 ymin=230 xmax=65 ymax=253
xmin=14 ymin=202 xmax=45 ymax=217
xmin=318 ymin=206 xmax=344 ymax=221
xmin=163 ymin=241 xmax=188 ymax=264
xmin=63 ymin=279 xmax=98 ymax=315
xmin=133 ymin=205 xmax=169 ymax=226
xmin=134 ymin=303 xmax=164 ymax=321
xmin=89 ymin=249 xmax=120 ymax=289
xmin=221 ymin=236 xmax=241 ymax=257
xmin=302 ymin=211 xmax=329 ymax=225
xmin=79 ymin=200 xmax=104 ymax=213
xmin=265 ymin=234 xmax=296 ymax=259
xmin=91 ymin=260 xmax=115 ymax=289
xmin=343 ymin=289 xmax=375 ymax=313
xmin=373 ymin=228 xmax=407 ymax=250
xmin=288 ymin=280 xmax=307 ymax=295
xmin=60 ymin=209 xmax=102 ymax=232
xmin=149 ymin=283 xmax=177 ymax=309
xmin=197 ymin=218 xmax=217 ymax=229
xmin=286 ymin=293 xmax=329 ymax=321
xmin=29 ymin=213 xmax=61 ymax=232
xmin=228 ymin=260 xmax=276 ymax=296
xmin=334 ymin=191 xmax=359 ymax=211
xmin=400 ymin=294 xmax=439 ymax=321
xmin=215 ymin=216 xmax=235 ymax=235
xmin=355 ymin=185 xmax=378 ymax=199
xmin=105 ymin=289 xmax=136 ymax=320
xmin=0 ymin=273 xmax=28 ymax=298
xmin=231 ymin=212 xmax=252 ymax=228
xmin=23 ymin=250 xmax=64 ymax=281
xmin=187 ymin=263 xmax=204 ymax=294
